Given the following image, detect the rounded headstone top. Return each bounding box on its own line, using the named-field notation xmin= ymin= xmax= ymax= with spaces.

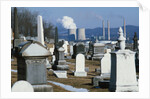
xmin=11 ymin=80 xmax=34 ymax=92
xmin=105 ymin=49 xmax=111 ymax=53
xmin=58 ymin=47 xmax=65 ymax=52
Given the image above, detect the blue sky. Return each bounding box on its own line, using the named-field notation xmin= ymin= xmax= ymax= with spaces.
xmin=26 ymin=7 xmax=139 ymax=28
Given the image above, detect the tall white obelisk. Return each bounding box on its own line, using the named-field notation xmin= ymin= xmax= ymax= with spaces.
xmin=37 ymin=15 xmax=44 ymax=45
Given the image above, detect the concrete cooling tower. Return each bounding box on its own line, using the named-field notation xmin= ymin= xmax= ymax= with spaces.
xmin=68 ymin=29 xmax=76 ymax=41
xmin=77 ymin=28 xmax=86 ymax=40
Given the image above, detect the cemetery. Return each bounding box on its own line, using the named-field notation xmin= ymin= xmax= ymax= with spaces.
xmin=11 ymin=7 xmax=139 ymax=92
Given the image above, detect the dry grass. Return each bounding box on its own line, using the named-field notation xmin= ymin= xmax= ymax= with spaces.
xmin=11 ymin=57 xmax=109 ymax=92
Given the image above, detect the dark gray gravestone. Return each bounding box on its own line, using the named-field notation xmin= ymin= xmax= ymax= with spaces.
xmin=72 ymin=42 xmax=85 ymax=58
xmin=133 ymin=32 xmax=138 ymax=51
xmin=133 ymin=32 xmax=139 ymax=72
xmin=88 ymin=41 xmax=93 ymax=54
xmin=53 ymin=47 xmax=69 ymax=70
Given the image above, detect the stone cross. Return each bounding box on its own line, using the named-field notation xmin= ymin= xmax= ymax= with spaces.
xmin=74 ymin=54 xmax=87 ymax=76
xmin=37 ymin=15 xmax=44 ymax=45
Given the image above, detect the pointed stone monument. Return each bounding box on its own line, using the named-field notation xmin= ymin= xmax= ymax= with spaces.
xmin=37 ymin=15 xmax=45 ymax=46
xmin=109 ymin=27 xmax=138 ymax=92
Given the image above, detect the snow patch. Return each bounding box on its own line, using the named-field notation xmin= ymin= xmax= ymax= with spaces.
xmin=11 ymin=69 xmax=17 ymax=73
xmin=48 ymin=81 xmax=89 ymax=92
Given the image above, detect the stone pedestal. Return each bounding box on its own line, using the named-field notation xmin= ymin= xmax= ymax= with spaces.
xmin=33 ymin=85 xmax=53 ymax=92
xmin=109 ymin=27 xmax=138 ymax=92
xmin=109 ymin=50 xmax=138 ymax=92
xmin=92 ymin=43 xmax=105 ymax=60
xmin=17 ymin=41 xmax=53 ymax=92
xmin=55 ymin=47 xmax=69 ymax=70
xmin=74 ymin=54 xmax=87 ymax=77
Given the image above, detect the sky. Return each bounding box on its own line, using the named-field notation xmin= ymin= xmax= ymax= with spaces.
xmin=26 ymin=7 xmax=139 ymax=29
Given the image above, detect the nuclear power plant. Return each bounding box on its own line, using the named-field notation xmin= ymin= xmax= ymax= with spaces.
xmin=68 ymin=29 xmax=76 ymax=41
xmin=77 ymin=28 xmax=86 ymax=41
xmin=68 ymin=28 xmax=86 ymax=41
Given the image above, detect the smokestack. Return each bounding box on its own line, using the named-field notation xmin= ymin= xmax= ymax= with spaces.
xmin=107 ymin=20 xmax=110 ymax=40
xmin=124 ymin=18 xmax=126 ymax=39
xmin=102 ymin=20 xmax=105 ymax=40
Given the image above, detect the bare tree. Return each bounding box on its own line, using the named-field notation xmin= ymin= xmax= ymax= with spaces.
xmin=11 ymin=7 xmax=54 ymax=39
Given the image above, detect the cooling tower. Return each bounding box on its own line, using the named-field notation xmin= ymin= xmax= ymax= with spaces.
xmin=77 ymin=28 xmax=86 ymax=41
xmin=68 ymin=29 xmax=76 ymax=41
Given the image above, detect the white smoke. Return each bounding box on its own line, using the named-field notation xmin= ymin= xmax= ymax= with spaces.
xmin=57 ymin=16 xmax=77 ymax=29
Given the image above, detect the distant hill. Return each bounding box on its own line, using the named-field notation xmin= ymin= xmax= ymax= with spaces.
xmin=58 ymin=25 xmax=139 ymax=43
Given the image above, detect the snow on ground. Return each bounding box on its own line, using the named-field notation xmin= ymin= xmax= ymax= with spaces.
xmin=48 ymin=81 xmax=89 ymax=92
xmin=11 ymin=69 xmax=17 ymax=73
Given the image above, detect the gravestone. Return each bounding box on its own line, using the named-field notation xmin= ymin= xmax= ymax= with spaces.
xmin=100 ymin=49 xmax=111 ymax=76
xmin=109 ymin=27 xmax=138 ymax=92
xmin=72 ymin=42 xmax=85 ymax=58
xmin=88 ymin=41 xmax=93 ymax=54
xmin=11 ymin=80 xmax=34 ymax=92
xmin=17 ymin=41 xmax=53 ymax=92
xmin=70 ymin=45 xmax=73 ymax=56
xmin=91 ymin=43 xmax=105 ymax=60
xmin=46 ymin=58 xmax=51 ymax=69
xmin=53 ymin=47 xmax=69 ymax=70
xmin=62 ymin=41 xmax=69 ymax=56
xmin=74 ymin=54 xmax=87 ymax=77
xmin=54 ymin=71 xmax=67 ymax=78
xmin=51 ymin=55 xmax=56 ymax=65
xmin=133 ymin=32 xmax=139 ymax=72
xmin=92 ymin=49 xmax=111 ymax=87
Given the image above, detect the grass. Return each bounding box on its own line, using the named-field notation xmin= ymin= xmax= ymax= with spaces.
xmin=11 ymin=57 xmax=107 ymax=92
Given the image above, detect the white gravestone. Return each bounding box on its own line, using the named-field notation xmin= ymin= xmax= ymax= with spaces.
xmin=11 ymin=80 xmax=34 ymax=92
xmin=63 ymin=41 xmax=69 ymax=56
xmin=109 ymin=27 xmax=138 ymax=92
xmin=51 ymin=55 xmax=56 ymax=65
xmin=54 ymin=71 xmax=67 ymax=78
xmin=74 ymin=54 xmax=87 ymax=77
xmin=100 ymin=49 xmax=111 ymax=77
xmin=49 ymin=48 xmax=54 ymax=55
xmin=37 ymin=15 xmax=44 ymax=45
xmin=70 ymin=45 xmax=73 ymax=56
xmin=46 ymin=58 xmax=51 ymax=69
